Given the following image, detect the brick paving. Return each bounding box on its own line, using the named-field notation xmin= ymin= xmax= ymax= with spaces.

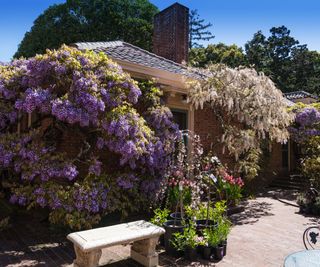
xmin=0 ymin=190 xmax=319 ymax=267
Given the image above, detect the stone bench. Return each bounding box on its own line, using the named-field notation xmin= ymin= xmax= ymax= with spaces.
xmin=67 ymin=220 xmax=165 ymax=267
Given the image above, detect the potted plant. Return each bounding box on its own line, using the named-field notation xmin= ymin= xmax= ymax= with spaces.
xmin=171 ymin=223 xmax=199 ymax=261
xmin=163 ymin=183 xmax=187 ymax=255
xmin=150 ymin=208 xmax=170 ymax=245
xmin=218 ymin=218 xmax=232 ymax=256
xmin=193 ymin=203 xmax=217 ymax=232
xmin=199 ymin=233 xmax=211 ymax=260
xmin=150 ymin=208 xmax=170 ymax=227
xmin=167 ymin=178 xmax=193 ymax=220
xmin=203 ymin=227 xmax=221 ymax=261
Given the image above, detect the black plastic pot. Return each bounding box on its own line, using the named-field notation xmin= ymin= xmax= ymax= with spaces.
xmin=222 ymin=240 xmax=227 ymax=256
xmin=170 ymin=212 xmax=190 ymax=221
xmin=202 ymin=246 xmax=212 ymax=260
xmin=184 ymin=247 xmax=198 ymax=261
xmin=213 ymin=245 xmax=224 ymax=261
xmin=197 ymin=244 xmax=204 ymax=254
xmin=195 ymin=219 xmax=217 ymax=232
xmin=170 ymin=212 xmax=182 ymax=220
xmin=163 ymin=220 xmax=185 ymax=256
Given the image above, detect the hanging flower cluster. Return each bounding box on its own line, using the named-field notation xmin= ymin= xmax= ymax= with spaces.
xmin=289 ymin=103 xmax=320 ymax=189
xmin=0 ymin=46 xmax=179 ymax=229
xmin=187 ymin=64 xmax=294 ymax=159
xmin=289 ymin=104 xmax=320 ymax=142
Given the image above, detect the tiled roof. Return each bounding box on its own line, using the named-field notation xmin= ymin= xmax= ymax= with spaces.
xmin=72 ymin=41 xmax=305 ymax=107
xmin=73 ymin=41 xmax=202 ymax=79
xmin=284 ymin=90 xmax=318 ymax=100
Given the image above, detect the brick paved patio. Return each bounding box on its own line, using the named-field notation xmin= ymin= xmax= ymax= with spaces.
xmin=0 ymin=190 xmax=319 ymax=267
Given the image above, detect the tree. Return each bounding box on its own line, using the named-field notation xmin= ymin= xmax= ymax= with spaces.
xmin=245 ymin=31 xmax=269 ymax=73
xmin=245 ymin=26 xmax=320 ymax=95
xmin=14 ymin=0 xmax=158 ymax=58
xmin=189 ymin=43 xmax=247 ymax=68
xmin=189 ymin=9 xmax=214 ymax=49
xmin=291 ymin=46 xmax=320 ymax=95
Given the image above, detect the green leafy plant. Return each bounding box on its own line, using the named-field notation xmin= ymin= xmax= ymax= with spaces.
xmin=185 ymin=201 xmax=227 ymax=222
xmin=203 ymin=218 xmax=232 ymax=247
xmin=150 ymin=208 xmax=170 ymax=227
xmin=203 ymin=227 xmax=219 ymax=247
xmin=167 ymin=185 xmax=192 ymax=208
xmin=171 ymin=223 xmax=199 ymax=250
xmin=217 ymin=218 xmax=232 ymax=241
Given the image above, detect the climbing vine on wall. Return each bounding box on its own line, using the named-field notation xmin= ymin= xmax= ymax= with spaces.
xmin=187 ymin=64 xmax=294 ymax=179
xmin=0 ymin=46 xmax=179 ymax=229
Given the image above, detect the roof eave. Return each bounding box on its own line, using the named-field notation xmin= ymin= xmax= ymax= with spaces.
xmin=110 ymin=57 xmax=194 ymax=93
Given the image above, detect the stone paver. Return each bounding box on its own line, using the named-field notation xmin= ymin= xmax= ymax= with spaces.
xmin=0 ymin=191 xmax=319 ymax=267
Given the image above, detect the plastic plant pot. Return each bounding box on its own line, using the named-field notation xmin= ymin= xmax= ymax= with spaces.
xmin=163 ymin=220 xmax=185 ymax=256
xmin=184 ymin=246 xmax=198 ymax=261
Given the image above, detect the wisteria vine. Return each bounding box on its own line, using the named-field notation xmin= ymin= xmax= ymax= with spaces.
xmin=0 ymin=46 xmax=179 ymax=229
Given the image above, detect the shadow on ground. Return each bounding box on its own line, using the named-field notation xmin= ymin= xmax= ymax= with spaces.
xmin=230 ymin=199 xmax=274 ymax=225
xmin=0 ymin=214 xmax=74 ymax=267
xmin=261 ymin=189 xmax=300 ymax=202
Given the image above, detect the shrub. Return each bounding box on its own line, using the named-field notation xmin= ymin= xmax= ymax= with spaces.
xmin=290 ymin=104 xmax=320 ymax=189
xmin=0 ymin=46 xmax=179 ymax=229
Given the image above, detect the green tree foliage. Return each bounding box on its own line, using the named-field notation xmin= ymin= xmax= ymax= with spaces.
xmin=290 ymin=46 xmax=320 ymax=95
xmin=14 ymin=0 xmax=158 ymax=58
xmin=245 ymin=26 xmax=320 ymax=95
xmin=189 ymin=43 xmax=247 ymax=68
xmin=189 ymin=9 xmax=214 ymax=49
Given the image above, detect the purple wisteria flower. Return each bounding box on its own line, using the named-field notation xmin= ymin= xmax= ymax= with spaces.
xmin=0 ymin=46 xmax=179 ymax=229
xmin=89 ymin=159 xmax=102 ymax=176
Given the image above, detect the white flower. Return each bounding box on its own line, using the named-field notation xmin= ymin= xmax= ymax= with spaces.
xmin=209 ymin=174 xmax=217 ymax=183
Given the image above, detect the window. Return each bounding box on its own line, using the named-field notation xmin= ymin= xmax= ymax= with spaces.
xmin=171 ymin=109 xmax=188 ymax=131
xmin=171 ymin=109 xmax=188 ymax=144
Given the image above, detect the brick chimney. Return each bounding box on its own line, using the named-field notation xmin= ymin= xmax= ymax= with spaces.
xmin=153 ymin=3 xmax=189 ymax=64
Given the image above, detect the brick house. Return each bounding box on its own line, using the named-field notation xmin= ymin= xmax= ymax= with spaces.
xmin=73 ymin=3 xmax=317 ymax=184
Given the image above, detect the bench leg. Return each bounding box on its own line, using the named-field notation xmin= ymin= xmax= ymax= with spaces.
xmin=73 ymin=245 xmax=102 ymax=267
xmin=131 ymin=237 xmax=159 ymax=267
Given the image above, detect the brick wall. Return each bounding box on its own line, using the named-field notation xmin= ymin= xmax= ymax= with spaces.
xmin=153 ymin=3 xmax=189 ymax=64
xmin=194 ymin=106 xmax=235 ymax=168
xmin=194 ymin=106 xmax=286 ymax=187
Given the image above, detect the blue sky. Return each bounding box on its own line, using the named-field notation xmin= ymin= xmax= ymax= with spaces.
xmin=1 ymin=0 xmax=319 ymax=62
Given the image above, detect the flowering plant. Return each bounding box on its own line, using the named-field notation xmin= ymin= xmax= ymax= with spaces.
xmin=0 ymin=46 xmax=180 ymax=229
xmin=166 ymin=176 xmax=195 ymax=208
xmin=290 ymin=103 xmax=320 ymax=189
xmin=289 ymin=104 xmax=320 ymax=143
xmin=215 ymin=170 xmax=244 ymax=206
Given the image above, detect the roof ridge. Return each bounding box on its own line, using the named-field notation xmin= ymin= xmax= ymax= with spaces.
xmin=73 ymin=41 xmax=124 ymax=49
xmin=284 ymin=90 xmax=318 ymax=99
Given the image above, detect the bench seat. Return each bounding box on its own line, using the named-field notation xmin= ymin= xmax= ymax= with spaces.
xmin=67 ymin=220 xmax=165 ymax=267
